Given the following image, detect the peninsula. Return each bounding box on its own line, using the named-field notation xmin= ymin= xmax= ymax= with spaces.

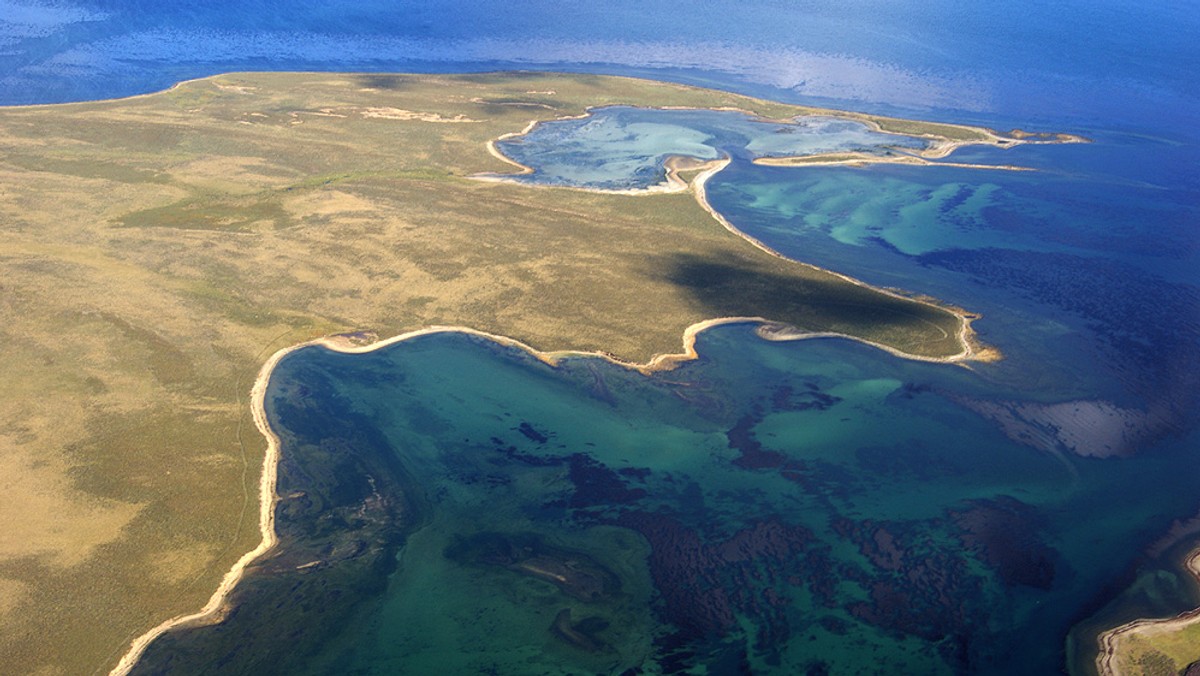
xmin=0 ymin=71 xmax=1046 ymax=673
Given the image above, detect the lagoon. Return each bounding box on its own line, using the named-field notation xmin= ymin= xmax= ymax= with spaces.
xmin=494 ymin=106 xmax=926 ymax=190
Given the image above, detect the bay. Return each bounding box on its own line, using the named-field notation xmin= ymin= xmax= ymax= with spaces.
xmin=134 ymin=327 xmax=1200 ymax=673
xmin=5 ymin=0 xmax=1198 ymax=673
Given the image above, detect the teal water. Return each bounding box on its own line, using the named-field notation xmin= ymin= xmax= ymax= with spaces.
xmin=133 ymin=328 xmax=1200 ymax=674
xmin=495 ymin=106 xmax=925 ymax=190
xmin=702 ymin=143 xmax=1200 ymax=412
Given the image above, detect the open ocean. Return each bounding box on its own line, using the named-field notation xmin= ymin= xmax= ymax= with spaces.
xmin=5 ymin=0 xmax=1197 ymax=673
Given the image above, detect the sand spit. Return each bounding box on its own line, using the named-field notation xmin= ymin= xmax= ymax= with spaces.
xmin=467 ymin=105 xmax=1085 ymax=366
xmin=470 ymin=108 xmax=1017 ymax=365
xmin=752 ymin=154 xmax=1035 ymax=171
xmin=686 ymin=157 xmax=989 ymax=364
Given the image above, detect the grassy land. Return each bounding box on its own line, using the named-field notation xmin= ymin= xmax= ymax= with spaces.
xmin=1104 ymin=620 xmax=1200 ymax=675
xmin=0 ymin=71 xmax=985 ymax=674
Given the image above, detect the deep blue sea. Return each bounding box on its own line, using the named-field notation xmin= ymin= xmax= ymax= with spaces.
xmin=7 ymin=1 xmax=1197 ymax=673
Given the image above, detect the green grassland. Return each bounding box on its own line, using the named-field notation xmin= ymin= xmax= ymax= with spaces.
xmin=0 ymin=71 xmax=983 ymax=673
xmin=1106 ymin=620 xmax=1200 ymax=675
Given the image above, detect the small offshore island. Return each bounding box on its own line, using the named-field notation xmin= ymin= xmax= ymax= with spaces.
xmin=0 ymin=71 xmax=1115 ymax=674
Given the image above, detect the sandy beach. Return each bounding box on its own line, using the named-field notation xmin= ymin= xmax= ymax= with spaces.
xmin=752 ymin=153 xmax=1034 ymax=171
xmin=110 ymin=310 xmax=982 ymax=673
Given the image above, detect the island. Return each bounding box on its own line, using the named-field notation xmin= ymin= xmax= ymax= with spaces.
xmin=0 ymin=71 xmax=1068 ymax=674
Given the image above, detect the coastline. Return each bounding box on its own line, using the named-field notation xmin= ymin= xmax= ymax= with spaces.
xmin=472 ymin=105 xmax=1021 ymax=364
xmin=109 ymin=93 xmax=997 ymax=674
xmin=685 ymin=155 xmax=994 ymax=364
xmin=109 ymin=312 xmax=981 ymax=674
xmin=1095 ymin=546 xmax=1200 ymax=676
xmin=473 ymin=99 xmax=1082 ymax=192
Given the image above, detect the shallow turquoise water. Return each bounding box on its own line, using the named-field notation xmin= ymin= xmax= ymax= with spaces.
xmin=703 ymin=144 xmax=1200 ymax=412
xmin=260 ymin=110 xmax=1195 ymax=673
xmin=495 ymin=106 xmax=925 ymax=190
xmin=497 ymin=107 xmax=1200 ymax=410
xmin=230 ymin=328 xmax=1200 ymax=674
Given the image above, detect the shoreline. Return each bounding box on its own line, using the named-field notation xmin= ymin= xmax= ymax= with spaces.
xmin=472 ymin=99 xmax=1081 ymax=191
xmin=109 ymin=91 xmax=997 ymax=675
xmin=1095 ymin=546 xmax=1200 ymax=676
xmin=472 ymin=105 xmax=1023 ymax=364
xmin=109 ymin=312 xmax=980 ymax=674
xmin=685 ymin=155 xmax=992 ymax=364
